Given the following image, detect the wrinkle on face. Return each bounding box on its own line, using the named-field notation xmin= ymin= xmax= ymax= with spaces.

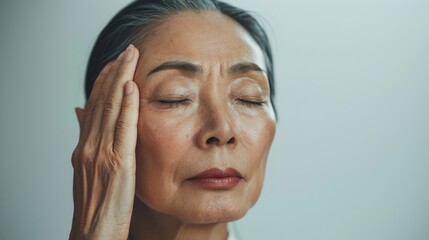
xmin=132 ymin=10 xmax=276 ymax=225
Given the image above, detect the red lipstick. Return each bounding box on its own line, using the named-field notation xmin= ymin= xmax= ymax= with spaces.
xmin=186 ymin=168 xmax=243 ymax=190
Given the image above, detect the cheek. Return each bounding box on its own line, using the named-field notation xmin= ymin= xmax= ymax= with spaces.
xmin=240 ymin=115 xmax=276 ymax=203
xmin=241 ymin=113 xmax=276 ymax=164
xmin=134 ymin=109 xmax=194 ymax=210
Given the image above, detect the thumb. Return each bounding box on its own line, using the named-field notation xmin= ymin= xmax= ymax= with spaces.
xmin=74 ymin=107 xmax=85 ymax=131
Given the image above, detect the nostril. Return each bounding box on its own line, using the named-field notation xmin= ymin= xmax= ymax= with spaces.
xmin=206 ymin=137 xmax=219 ymax=144
xmin=227 ymin=137 xmax=235 ymax=144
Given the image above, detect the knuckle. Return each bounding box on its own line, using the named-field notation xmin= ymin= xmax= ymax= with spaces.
xmin=116 ymin=117 xmax=130 ymax=131
xmin=96 ymin=151 xmax=124 ymax=172
xmin=96 ymin=91 xmax=107 ymax=104
xmin=94 ymin=94 xmax=106 ymax=111
xmin=122 ymin=99 xmax=134 ymax=109
xmin=80 ymin=144 xmax=95 ymax=163
xmin=104 ymin=97 xmax=120 ymax=112
xmin=108 ymin=61 xmax=121 ymax=77
xmin=116 ymin=64 xmax=130 ymax=77
xmin=71 ymin=148 xmax=81 ymax=168
xmin=72 ymin=141 xmax=131 ymax=174
xmin=103 ymin=159 xmax=121 ymax=172
xmin=71 ymin=143 xmax=95 ymax=169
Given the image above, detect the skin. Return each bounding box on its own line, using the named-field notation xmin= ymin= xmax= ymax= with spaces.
xmin=130 ymin=11 xmax=276 ymax=239
xmin=70 ymin=10 xmax=276 ymax=240
xmin=71 ymin=46 xmax=140 ymax=240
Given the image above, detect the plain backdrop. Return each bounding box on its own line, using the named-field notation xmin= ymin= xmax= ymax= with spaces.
xmin=1 ymin=0 xmax=428 ymax=239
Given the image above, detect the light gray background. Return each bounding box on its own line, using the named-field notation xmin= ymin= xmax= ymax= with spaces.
xmin=0 ymin=0 xmax=428 ymax=239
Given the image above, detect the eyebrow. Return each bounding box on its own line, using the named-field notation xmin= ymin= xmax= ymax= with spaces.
xmin=228 ymin=62 xmax=265 ymax=75
xmin=147 ymin=61 xmax=203 ymax=76
xmin=147 ymin=60 xmax=265 ymax=77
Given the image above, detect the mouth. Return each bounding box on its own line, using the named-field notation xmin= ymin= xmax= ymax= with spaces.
xmin=186 ymin=168 xmax=243 ymax=190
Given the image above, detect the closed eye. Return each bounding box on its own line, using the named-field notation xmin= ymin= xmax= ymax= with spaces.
xmin=238 ymin=99 xmax=265 ymax=107
xmin=157 ymin=99 xmax=191 ymax=108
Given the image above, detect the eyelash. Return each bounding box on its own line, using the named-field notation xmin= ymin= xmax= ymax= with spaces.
xmin=157 ymin=99 xmax=191 ymax=108
xmin=156 ymin=99 xmax=265 ymax=108
xmin=238 ymin=99 xmax=265 ymax=107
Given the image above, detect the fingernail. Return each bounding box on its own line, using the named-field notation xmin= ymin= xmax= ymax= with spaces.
xmin=125 ymin=81 xmax=134 ymax=95
xmin=117 ymin=44 xmax=134 ymax=62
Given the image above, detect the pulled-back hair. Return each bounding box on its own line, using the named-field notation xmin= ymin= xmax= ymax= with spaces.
xmin=85 ymin=0 xmax=276 ymax=115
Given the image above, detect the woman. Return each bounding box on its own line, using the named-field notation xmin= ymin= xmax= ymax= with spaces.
xmin=70 ymin=0 xmax=277 ymax=239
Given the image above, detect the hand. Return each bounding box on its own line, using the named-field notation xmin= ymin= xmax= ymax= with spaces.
xmin=69 ymin=45 xmax=140 ymax=240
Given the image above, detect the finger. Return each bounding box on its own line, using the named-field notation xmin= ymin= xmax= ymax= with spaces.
xmin=113 ymin=80 xmax=139 ymax=158
xmin=101 ymin=45 xmax=139 ymax=141
xmin=80 ymin=62 xmax=113 ymax=142
xmin=85 ymin=61 xmax=116 ymax=141
xmin=75 ymin=107 xmax=84 ymax=130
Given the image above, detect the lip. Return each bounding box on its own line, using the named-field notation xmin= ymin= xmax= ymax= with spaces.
xmin=186 ymin=168 xmax=243 ymax=190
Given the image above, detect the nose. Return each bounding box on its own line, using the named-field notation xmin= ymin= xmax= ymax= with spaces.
xmin=196 ymin=101 xmax=237 ymax=149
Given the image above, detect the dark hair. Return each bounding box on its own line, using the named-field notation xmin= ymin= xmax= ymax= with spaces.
xmin=85 ymin=0 xmax=276 ymax=116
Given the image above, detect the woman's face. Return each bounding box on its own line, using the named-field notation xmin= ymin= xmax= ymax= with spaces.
xmin=134 ymin=11 xmax=276 ymax=224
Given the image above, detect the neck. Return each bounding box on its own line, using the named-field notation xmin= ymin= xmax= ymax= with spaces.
xmin=129 ymin=196 xmax=228 ymax=240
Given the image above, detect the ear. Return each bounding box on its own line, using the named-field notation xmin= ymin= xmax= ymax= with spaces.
xmin=74 ymin=107 xmax=85 ymax=131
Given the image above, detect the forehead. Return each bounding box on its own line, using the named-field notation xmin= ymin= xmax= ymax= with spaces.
xmin=139 ymin=10 xmax=265 ymax=70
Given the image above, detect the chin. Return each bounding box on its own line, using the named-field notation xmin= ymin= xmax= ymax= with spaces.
xmin=179 ymin=204 xmax=249 ymax=224
xmin=173 ymin=195 xmax=252 ymax=224
xmin=139 ymin=191 xmax=253 ymax=224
